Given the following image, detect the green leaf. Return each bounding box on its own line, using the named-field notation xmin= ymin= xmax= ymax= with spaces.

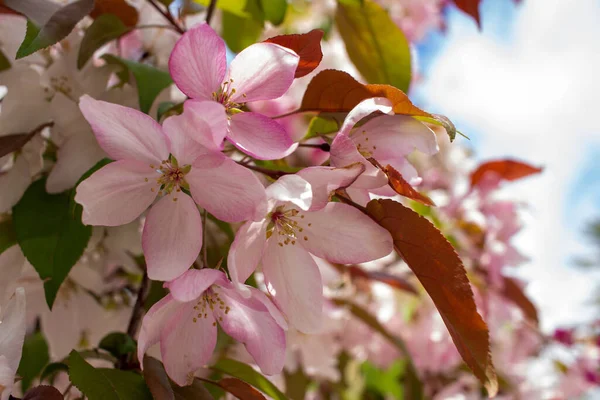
xmin=259 ymin=0 xmax=287 ymax=25
xmin=15 ymin=0 xmax=95 ymax=59
xmin=336 ymin=0 xmax=411 ymax=92
xmin=78 ymin=14 xmax=128 ymax=69
xmin=222 ymin=0 xmax=264 ymax=53
xmin=0 ymin=218 xmax=17 ymax=255
xmin=102 ymin=55 xmax=173 ymax=114
xmin=17 ymin=332 xmax=50 ymax=391
xmin=157 ymin=101 xmax=184 ymax=122
xmin=12 ymin=179 xmax=92 ymax=308
xmin=40 ymin=362 xmax=69 ymax=383
xmin=0 ymin=49 xmax=10 ymax=72
xmin=68 ymin=351 xmax=153 ymax=400
xmin=304 ymin=115 xmax=339 ymax=140
xmin=361 ymin=360 xmax=404 ymax=399
xmin=193 ymin=0 xmax=249 ymax=17
xmin=211 ymin=359 xmax=287 ymax=400
xmin=98 ymin=332 xmax=136 ymax=358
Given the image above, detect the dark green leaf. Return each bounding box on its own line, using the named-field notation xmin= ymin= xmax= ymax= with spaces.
xmin=68 ymin=351 xmax=153 ymax=400
xmin=22 ymin=385 xmax=64 ymax=400
xmin=98 ymin=332 xmax=136 ymax=358
xmin=144 ymin=280 xmax=168 ymax=311
xmin=0 ymin=218 xmax=17 ymax=255
xmin=102 ymin=54 xmax=173 ymax=114
xmin=211 ymin=359 xmax=286 ymax=400
xmin=361 ymin=360 xmax=404 ymax=399
xmin=12 ymin=179 xmax=92 ymax=308
xmin=222 ymin=0 xmax=264 ymax=53
xmin=78 ymin=14 xmax=128 ymax=69
xmin=40 ymin=362 xmax=69 ymax=383
xmin=17 ymin=332 xmax=50 ymax=391
xmin=0 ymin=49 xmax=10 ymax=71
xmin=336 ymin=0 xmax=411 ymax=92
xmin=259 ymin=0 xmax=287 ymax=25
xmin=284 ymin=369 xmax=310 ymax=400
xmin=15 ymin=0 xmax=95 ymax=59
xmin=157 ymin=101 xmax=183 ymax=122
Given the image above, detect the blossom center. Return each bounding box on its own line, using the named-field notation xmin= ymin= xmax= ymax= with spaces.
xmin=191 ymin=287 xmax=231 ymax=326
xmin=354 ymin=130 xmax=377 ymax=158
xmin=150 ymin=156 xmax=191 ymax=195
xmin=212 ymin=78 xmax=247 ymax=112
xmin=268 ymin=206 xmax=312 ymax=247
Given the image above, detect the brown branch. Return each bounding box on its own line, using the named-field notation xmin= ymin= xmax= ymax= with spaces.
xmin=146 ymin=0 xmax=185 ymax=34
xmin=205 ymin=0 xmax=218 ymax=25
xmin=238 ymin=162 xmax=291 ymax=180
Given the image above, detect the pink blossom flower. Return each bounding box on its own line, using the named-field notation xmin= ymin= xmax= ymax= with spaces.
xmin=169 ymin=24 xmax=299 ymax=160
xmin=138 ymin=269 xmax=286 ymax=386
xmin=0 ymin=287 xmax=26 ymax=400
xmin=228 ymin=167 xmax=393 ymax=333
xmin=75 ymin=96 xmax=267 ymax=281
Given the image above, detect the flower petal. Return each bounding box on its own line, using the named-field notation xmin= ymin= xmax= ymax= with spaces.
xmin=0 ymin=155 xmax=30 ymax=213
xmin=0 ymin=246 xmax=25 ymax=306
xmin=162 ymin=100 xmax=228 ymax=160
xmin=0 ymin=287 xmax=26 ymax=373
xmin=228 ymin=220 xmax=268 ymax=291
xmin=0 ymin=355 xmax=15 ymax=400
xmin=339 ymin=97 xmax=393 ymax=136
xmin=228 ymin=112 xmax=295 ymax=160
xmin=161 ymin=302 xmax=217 ymax=386
xmin=187 ymin=157 xmax=267 ymax=222
xmin=138 ymin=294 xmax=180 ymax=367
xmin=297 ymin=164 xmax=365 ymax=211
xmin=350 ymin=115 xmax=438 ymax=160
xmin=265 ymin=175 xmax=312 ymax=211
xmin=79 ymin=95 xmax=169 ymax=165
xmin=75 ymin=160 xmax=157 ymax=226
xmin=142 ymin=194 xmax=202 ymax=281
xmin=215 ymin=286 xmax=286 ymax=375
xmin=299 ymin=203 xmax=393 ymax=264
xmin=165 ymin=269 xmax=226 ymax=303
xmin=330 ymin=134 xmax=387 ymax=189
xmin=227 ymin=43 xmax=299 ymax=103
xmin=168 ymin=23 xmax=227 ymax=100
xmin=262 ymin=238 xmax=323 ymax=334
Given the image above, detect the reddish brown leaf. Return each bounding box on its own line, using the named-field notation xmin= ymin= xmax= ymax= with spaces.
xmin=300 ymin=69 xmax=431 ymax=117
xmin=470 ymin=159 xmax=543 ymax=187
xmin=265 ymin=29 xmax=323 ymax=78
xmin=0 ymin=1 xmax=20 ymax=15
xmin=90 ymin=0 xmax=139 ymax=27
xmin=453 ymin=0 xmax=481 ymax=27
xmin=23 ymin=385 xmax=64 ymax=400
xmin=218 ymin=378 xmax=267 ymax=400
xmin=346 ymin=265 xmax=418 ymax=295
xmin=383 ymin=164 xmax=435 ymax=206
xmin=0 ymin=122 xmax=53 ymax=158
xmin=366 ymin=199 xmax=498 ymax=397
xmin=501 ymin=277 xmax=539 ymax=325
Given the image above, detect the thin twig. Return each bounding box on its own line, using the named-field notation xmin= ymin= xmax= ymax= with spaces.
xmin=205 ymin=0 xmax=218 ymax=25
xmin=334 ymin=189 xmax=368 ymax=213
xmin=238 ymin=162 xmax=291 ymax=179
xmin=146 ymin=0 xmax=185 ymax=34
xmin=272 ymin=109 xmax=305 ymax=119
xmin=202 ymin=209 xmax=208 ymax=267
xmin=298 ymin=142 xmax=331 ymax=151
xmin=117 ymin=270 xmax=150 ymax=369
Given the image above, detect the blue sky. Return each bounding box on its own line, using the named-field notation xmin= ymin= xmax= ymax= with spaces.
xmin=415 ymin=0 xmax=600 ymax=330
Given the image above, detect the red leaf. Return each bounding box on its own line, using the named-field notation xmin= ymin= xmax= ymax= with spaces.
xmin=90 ymin=0 xmax=139 ymax=27
xmin=382 ymin=164 xmax=435 ymax=206
xmin=470 ymin=159 xmax=543 ymax=187
xmin=453 ymin=0 xmax=481 ymax=27
xmin=265 ymin=29 xmax=323 ymax=78
xmin=501 ymin=277 xmax=539 ymax=325
xmin=23 ymin=386 xmax=64 ymax=400
xmin=300 ymin=69 xmax=431 ymax=117
xmin=218 ymin=378 xmax=267 ymax=400
xmin=366 ymin=199 xmax=498 ymax=397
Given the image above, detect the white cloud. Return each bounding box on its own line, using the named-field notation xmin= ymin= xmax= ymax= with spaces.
xmin=421 ymin=0 xmax=600 ymax=330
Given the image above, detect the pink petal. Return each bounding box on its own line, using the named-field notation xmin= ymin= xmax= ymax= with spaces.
xmin=0 ymin=355 xmax=15 ymax=400
xmin=299 ymin=203 xmax=393 ymax=264
xmin=162 ymin=100 xmax=228 ymax=160
xmin=75 ymin=160 xmax=157 ymax=226
xmin=227 ymin=43 xmax=299 ymax=103
xmin=247 ymin=288 xmax=288 ymax=330
xmin=0 ymin=287 xmax=26 ymax=373
xmin=330 ymin=134 xmax=387 ymax=189
xmin=228 ymin=220 xmax=268 ymax=291
xmin=142 ymin=194 xmax=202 ymax=281
xmin=168 ymin=23 xmax=227 ymax=100
xmin=228 ymin=112 xmax=295 ymax=160
xmin=339 ymin=97 xmax=393 ymax=136
xmin=187 ymin=157 xmax=267 ymax=222
xmin=165 ymin=269 xmax=226 ymax=303
xmin=265 ymin=175 xmax=312 ymax=211
xmin=0 ymin=246 xmax=25 ymax=306
xmin=297 ymin=164 xmax=365 ymax=211
xmin=214 ymin=286 xmax=286 ymax=375
xmin=262 ymin=238 xmax=323 ymax=334
xmin=0 ymin=155 xmax=30 ymax=213
xmin=350 ymin=115 xmax=438 ymax=160
xmin=137 ymin=294 xmax=180 ymax=367
xmin=160 ymin=302 xmax=217 ymax=386
xmin=79 ymin=95 xmax=169 ymax=165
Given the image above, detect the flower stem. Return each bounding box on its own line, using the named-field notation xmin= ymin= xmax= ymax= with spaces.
xmin=118 ymin=269 xmax=150 ymax=369
xmin=205 ymin=0 xmax=218 ymax=25
xmin=146 ymin=0 xmax=185 ymax=34
xmin=238 ymin=162 xmax=291 ymax=180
